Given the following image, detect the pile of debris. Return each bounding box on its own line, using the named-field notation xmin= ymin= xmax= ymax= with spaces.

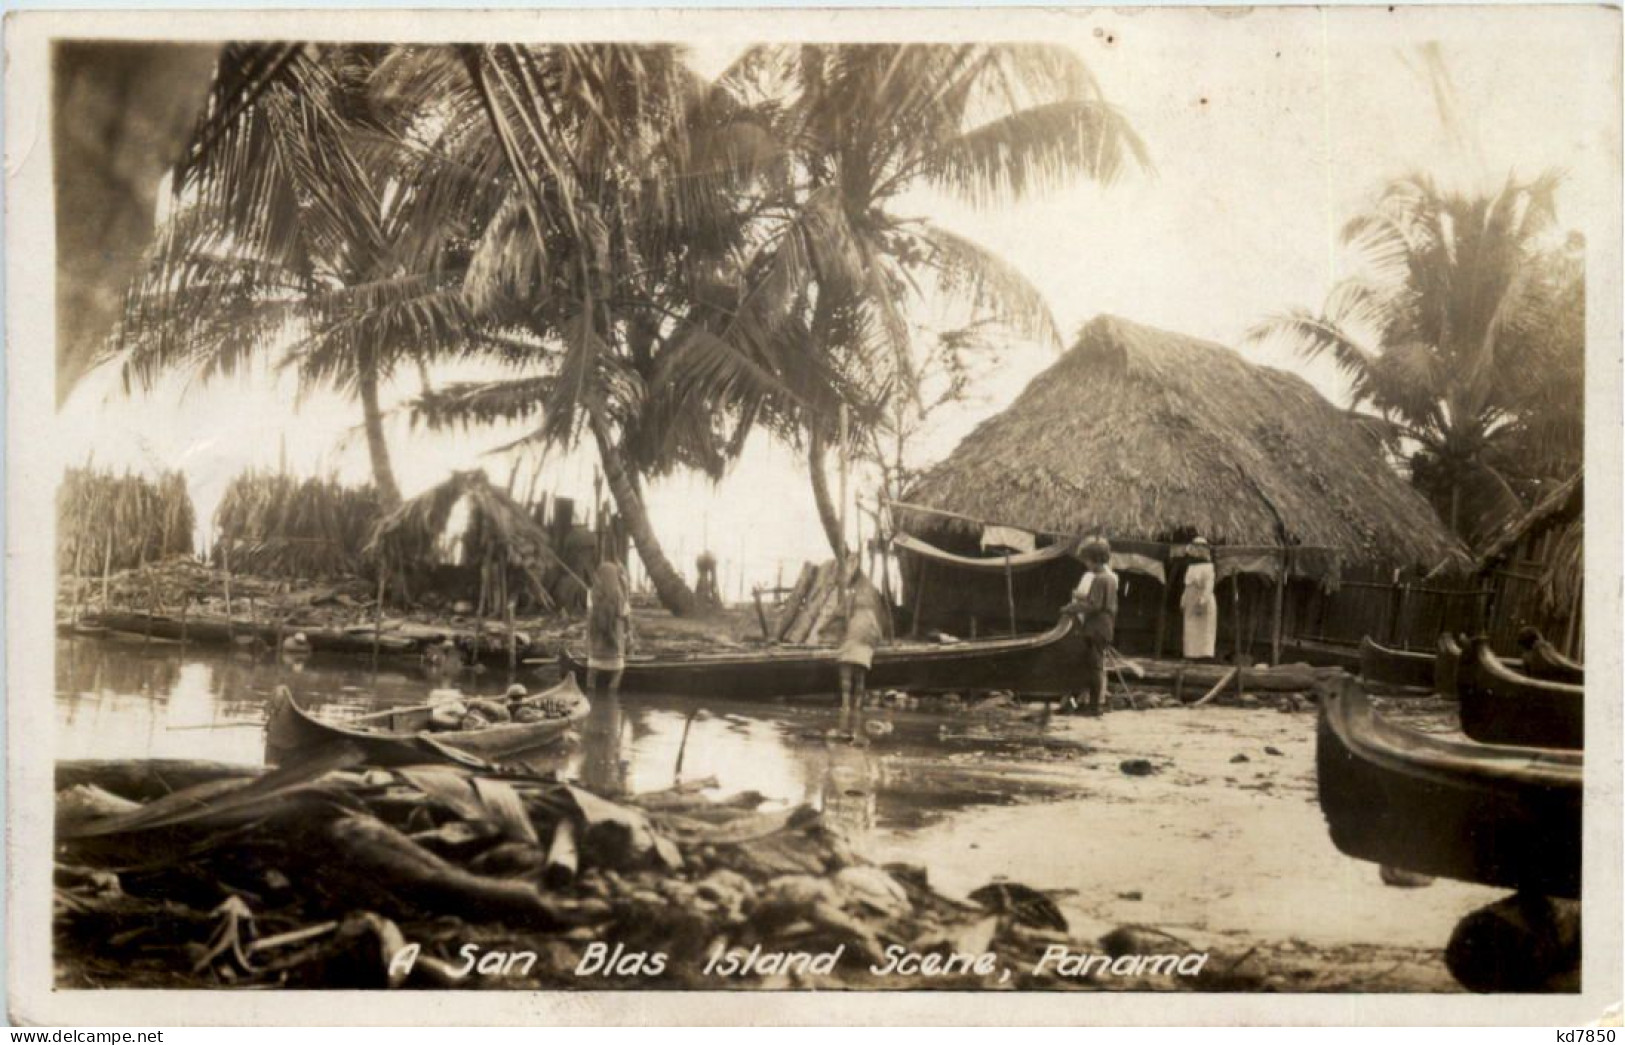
xmin=53 ymin=754 xmax=1250 ymax=991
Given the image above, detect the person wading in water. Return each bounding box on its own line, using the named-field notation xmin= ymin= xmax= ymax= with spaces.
xmin=586 ymin=559 xmax=633 ymax=697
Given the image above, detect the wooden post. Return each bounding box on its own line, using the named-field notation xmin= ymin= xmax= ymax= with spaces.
xmin=1003 ymin=552 xmax=1017 ymax=635
xmin=1153 ymin=552 xmax=1170 ymax=659
xmin=503 ymin=566 xmax=517 ymax=674
xmin=222 ymin=540 xmax=234 ymax=640
xmin=837 ymin=404 xmax=850 ymax=571
xmin=100 ymin=534 xmax=113 ymax=612
xmin=1232 ymin=573 xmax=1244 ymax=700
xmin=1393 ymin=581 xmax=1411 ymax=647
xmin=1270 ymin=548 xmax=1288 ymax=666
xmin=372 ymin=567 xmax=386 ymax=671
xmin=751 ymin=588 xmax=771 ymax=639
xmin=910 ymin=559 xmax=929 ymax=638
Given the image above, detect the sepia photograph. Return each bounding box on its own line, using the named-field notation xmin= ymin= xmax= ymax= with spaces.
xmin=6 ymin=4 xmax=1621 ymax=1026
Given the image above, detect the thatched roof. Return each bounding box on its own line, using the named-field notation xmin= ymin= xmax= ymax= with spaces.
xmin=367 ymin=471 xmax=560 ymax=601
xmin=900 ymin=315 xmax=1465 ymax=565
xmin=1477 ymin=471 xmax=1583 ymax=567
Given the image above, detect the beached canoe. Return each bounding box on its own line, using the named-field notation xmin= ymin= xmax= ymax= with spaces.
xmin=1358 ymin=635 xmax=1435 ymax=690
xmin=265 ymin=676 xmax=590 ymax=767
xmin=1316 ymin=678 xmax=1581 ymax=898
xmin=1519 ymin=632 xmax=1584 ymax=686
xmin=560 ymin=615 xmax=1089 ymax=699
xmin=1459 ymin=637 xmax=1583 ymax=750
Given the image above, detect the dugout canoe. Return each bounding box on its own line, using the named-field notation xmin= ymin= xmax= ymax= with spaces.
xmin=1316 ymin=679 xmax=1581 ymax=899
xmin=560 ymin=615 xmax=1089 ymax=699
xmin=1519 ymin=632 xmax=1584 ymax=686
xmin=80 ymin=610 xmax=421 ymax=656
xmin=1458 ymin=637 xmax=1584 ymax=750
xmin=1358 ymin=636 xmax=1435 ymax=690
xmin=265 ymin=676 xmax=589 ymax=768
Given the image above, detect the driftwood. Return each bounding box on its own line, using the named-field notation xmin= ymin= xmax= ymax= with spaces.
xmin=1193 ymin=668 xmax=1239 ymax=706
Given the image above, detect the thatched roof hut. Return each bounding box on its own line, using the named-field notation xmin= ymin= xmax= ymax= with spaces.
xmin=1477 ymin=471 xmax=1582 ymax=655
xmin=899 ymin=315 xmax=1463 ymax=565
xmin=367 ymin=471 xmax=560 ymax=612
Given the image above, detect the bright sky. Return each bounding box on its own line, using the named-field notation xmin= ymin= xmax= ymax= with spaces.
xmin=59 ymin=9 xmax=1616 ymax=597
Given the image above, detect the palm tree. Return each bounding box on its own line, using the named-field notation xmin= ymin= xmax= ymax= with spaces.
xmin=660 ymin=44 xmax=1150 ymax=559
xmin=114 ymin=45 xmax=489 ymax=509
xmin=395 ymin=44 xmax=794 ymax=616
xmin=1247 ymin=172 xmax=1578 ymax=546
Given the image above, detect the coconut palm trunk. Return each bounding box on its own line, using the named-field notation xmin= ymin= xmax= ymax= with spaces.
xmin=807 ymin=428 xmax=847 ymax=561
xmin=357 ymin=355 xmax=402 ymax=509
xmin=588 ymin=407 xmax=698 ymax=617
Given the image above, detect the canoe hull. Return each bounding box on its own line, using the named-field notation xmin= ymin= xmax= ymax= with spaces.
xmin=265 ymin=676 xmax=589 ymax=767
xmin=1317 ymin=681 xmax=1581 ymax=898
xmin=562 ymin=617 xmax=1089 ymax=699
xmin=1358 ymin=635 xmax=1435 ymax=690
xmin=1459 ymin=638 xmax=1584 ymax=750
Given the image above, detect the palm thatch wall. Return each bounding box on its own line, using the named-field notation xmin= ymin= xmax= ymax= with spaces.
xmin=900 ymin=315 xmax=1464 ymax=565
xmin=366 ymin=471 xmax=558 ymax=612
xmin=1477 ymin=470 xmax=1583 ymax=654
xmin=214 ymin=471 xmax=382 ymax=579
xmin=58 ymin=467 xmax=194 ymax=576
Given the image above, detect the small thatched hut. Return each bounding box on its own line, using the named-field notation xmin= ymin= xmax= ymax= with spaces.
xmin=367 ymin=471 xmax=561 ymax=615
xmin=1477 ymin=471 xmax=1583 ymax=656
xmin=894 ymin=315 xmax=1466 ymax=656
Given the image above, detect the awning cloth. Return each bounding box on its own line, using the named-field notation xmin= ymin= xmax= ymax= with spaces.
xmin=893 ymin=534 xmax=1167 ymax=584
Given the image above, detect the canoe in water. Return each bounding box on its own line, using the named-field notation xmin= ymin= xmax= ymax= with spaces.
xmin=560 ymin=616 xmax=1089 ymax=699
xmin=265 ymin=675 xmax=589 ymax=768
xmin=1316 ymin=678 xmax=1581 ymax=898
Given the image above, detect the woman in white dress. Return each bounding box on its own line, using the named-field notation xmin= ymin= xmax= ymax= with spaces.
xmin=1181 ymin=537 xmax=1218 ymax=660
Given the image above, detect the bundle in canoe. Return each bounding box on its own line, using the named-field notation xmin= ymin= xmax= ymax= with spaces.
xmin=1358 ymin=636 xmax=1435 ymax=690
xmin=1316 ymin=678 xmax=1581 ymax=899
xmin=265 ymin=676 xmax=590 ymax=767
xmin=561 ymin=616 xmax=1088 ymax=699
xmin=1458 ymin=637 xmax=1583 ymax=750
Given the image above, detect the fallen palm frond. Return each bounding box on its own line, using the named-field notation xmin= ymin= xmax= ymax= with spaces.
xmin=54 ymin=754 xmax=1246 ymax=991
xmin=214 ymin=470 xmax=382 ymax=579
xmin=57 ymin=466 xmax=195 ymax=577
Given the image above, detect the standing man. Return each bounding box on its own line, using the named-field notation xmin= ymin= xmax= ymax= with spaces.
xmin=1066 ymin=536 xmax=1119 ymax=716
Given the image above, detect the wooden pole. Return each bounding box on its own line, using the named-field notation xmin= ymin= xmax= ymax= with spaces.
xmin=1270 ymin=548 xmax=1288 ymax=666
xmin=1004 ymin=552 xmax=1017 ymax=635
xmin=1232 ymin=574 xmax=1244 ymax=700
xmin=101 ymin=534 xmax=113 ymax=612
xmin=222 ymin=540 xmax=234 ymax=640
xmin=911 ymin=559 xmax=929 ymax=638
xmin=837 ymin=404 xmax=850 ymax=571
xmin=751 ymin=588 xmax=771 ymax=639
xmin=503 ymin=566 xmax=517 ymax=674
xmin=1153 ymin=557 xmax=1169 ymax=659
xmin=372 ymin=567 xmax=386 ymax=671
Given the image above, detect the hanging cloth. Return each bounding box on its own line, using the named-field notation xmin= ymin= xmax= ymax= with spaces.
xmin=980 ymin=525 xmax=1037 ymax=555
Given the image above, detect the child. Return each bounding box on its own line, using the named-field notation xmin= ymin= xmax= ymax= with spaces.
xmin=1065 ymin=537 xmax=1119 ymax=716
xmin=837 ymin=571 xmax=885 ymax=710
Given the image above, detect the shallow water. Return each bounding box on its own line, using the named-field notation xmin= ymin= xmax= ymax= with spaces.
xmin=54 ymin=637 xmax=1084 ymax=836
xmin=55 ymin=637 xmax=1511 ymax=969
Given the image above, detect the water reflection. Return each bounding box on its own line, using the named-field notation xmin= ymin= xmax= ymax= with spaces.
xmin=56 ymin=638 xmax=1077 ymax=835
